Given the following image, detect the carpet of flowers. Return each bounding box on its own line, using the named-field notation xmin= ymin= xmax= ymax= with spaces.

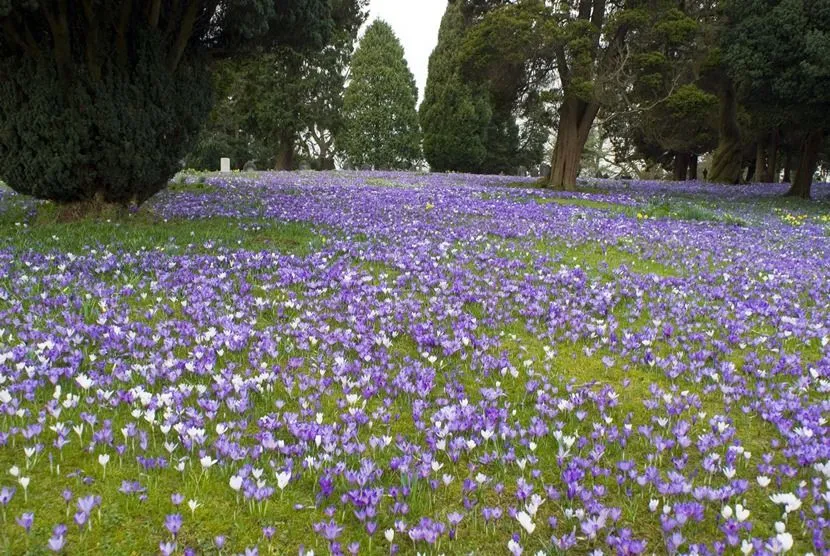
xmin=0 ymin=172 xmax=828 ymax=555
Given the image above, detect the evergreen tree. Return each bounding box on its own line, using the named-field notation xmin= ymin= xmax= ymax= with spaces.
xmin=341 ymin=20 xmax=421 ymax=170
xmin=0 ymin=1 xmax=332 ymax=205
xmin=187 ymin=0 xmax=367 ymax=171
xmin=461 ymin=0 xmax=697 ymax=189
xmin=723 ymin=0 xmax=830 ymax=197
xmin=420 ymin=2 xmax=491 ymax=173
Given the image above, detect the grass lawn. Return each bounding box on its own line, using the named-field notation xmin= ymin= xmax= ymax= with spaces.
xmin=0 ymin=172 xmax=827 ymax=555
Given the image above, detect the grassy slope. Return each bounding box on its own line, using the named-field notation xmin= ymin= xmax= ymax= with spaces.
xmin=0 ymin=181 xmax=823 ymax=554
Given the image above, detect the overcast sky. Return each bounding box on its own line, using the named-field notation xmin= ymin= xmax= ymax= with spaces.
xmin=365 ymin=0 xmax=447 ymax=103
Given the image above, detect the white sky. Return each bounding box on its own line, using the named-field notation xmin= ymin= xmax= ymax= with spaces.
xmin=365 ymin=0 xmax=447 ymax=103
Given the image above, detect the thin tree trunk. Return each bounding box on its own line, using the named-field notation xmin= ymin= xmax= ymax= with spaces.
xmin=745 ymin=160 xmax=755 ymax=183
xmin=786 ymin=129 xmax=823 ymax=199
xmin=673 ymin=152 xmax=690 ymax=181
xmin=783 ymin=152 xmax=793 ymax=183
xmin=763 ymin=130 xmax=779 ymax=183
xmin=709 ymin=79 xmax=743 ymax=184
xmin=753 ymin=140 xmax=766 ymax=184
xmin=689 ymin=155 xmax=698 ymax=180
xmin=549 ymin=96 xmax=599 ymax=190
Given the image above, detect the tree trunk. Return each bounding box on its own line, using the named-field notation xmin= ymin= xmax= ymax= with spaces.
xmin=786 ymin=129 xmax=823 ymax=199
xmin=689 ymin=155 xmax=698 ymax=180
xmin=763 ymin=130 xmax=779 ymax=183
xmin=548 ymin=96 xmax=599 ymax=191
xmin=709 ymin=80 xmax=743 ymax=184
xmin=673 ymin=152 xmax=690 ymax=181
xmin=783 ymin=152 xmax=793 ymax=183
xmin=274 ymin=132 xmax=295 ymax=171
xmin=745 ymin=159 xmax=755 ymax=183
xmin=753 ymin=140 xmax=766 ymax=184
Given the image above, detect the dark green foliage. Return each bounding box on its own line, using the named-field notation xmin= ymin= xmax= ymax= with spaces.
xmin=459 ymin=0 xmax=694 ymax=188
xmin=0 ymin=0 xmax=332 ymax=204
xmin=420 ymin=0 xmax=552 ymax=175
xmin=341 ymin=20 xmax=421 ymax=170
xmin=0 ymin=37 xmax=212 ymax=204
xmin=420 ymin=2 xmax=491 ymax=173
xmin=723 ymin=0 xmax=830 ymax=196
xmin=187 ymin=0 xmax=367 ymax=171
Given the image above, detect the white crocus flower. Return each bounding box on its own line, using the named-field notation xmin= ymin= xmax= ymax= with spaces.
xmin=516 ymin=511 xmax=536 ymax=534
xmin=276 ymin=471 xmax=291 ymax=490
xmin=769 ymin=492 xmax=801 ymax=514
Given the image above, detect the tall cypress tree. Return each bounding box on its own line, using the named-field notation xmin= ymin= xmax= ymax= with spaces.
xmin=420 ymin=2 xmax=491 ymax=173
xmin=340 ymin=20 xmax=421 ymax=170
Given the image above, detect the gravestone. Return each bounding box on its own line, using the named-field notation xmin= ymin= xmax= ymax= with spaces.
xmin=540 ymin=163 xmax=551 ymax=180
xmin=299 ymin=161 xmax=311 ymax=171
xmin=220 ymin=158 xmax=231 ymax=173
xmin=242 ymin=160 xmax=257 ymax=172
xmin=517 ymin=165 xmax=527 ymax=177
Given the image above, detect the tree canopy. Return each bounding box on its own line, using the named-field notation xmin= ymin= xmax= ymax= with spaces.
xmin=420 ymin=1 xmax=491 ymax=174
xmin=0 ymin=0 xmax=333 ymax=204
xmin=722 ymin=0 xmax=830 ymax=197
xmin=340 ymin=20 xmax=421 ymax=170
xmin=186 ymin=0 xmax=368 ymax=171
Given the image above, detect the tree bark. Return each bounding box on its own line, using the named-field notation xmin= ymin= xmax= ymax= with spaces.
xmin=763 ymin=130 xmax=779 ymax=183
xmin=709 ymin=79 xmax=743 ymax=184
xmin=673 ymin=152 xmax=690 ymax=181
xmin=745 ymin=160 xmax=755 ymax=183
xmin=275 ymin=132 xmax=296 ymax=171
xmin=753 ymin=140 xmax=766 ymax=184
xmin=42 ymin=1 xmax=73 ymax=81
xmin=783 ymin=152 xmax=793 ymax=183
xmin=786 ymin=129 xmax=823 ymax=199
xmin=548 ymin=96 xmax=599 ymax=190
xmin=689 ymin=154 xmax=698 ymax=180
xmin=168 ymin=0 xmax=199 ymax=71
xmin=116 ymin=0 xmax=133 ymax=69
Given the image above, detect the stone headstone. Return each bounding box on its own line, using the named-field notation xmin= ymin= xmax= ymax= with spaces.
xmin=242 ymin=160 xmax=257 ymax=172
xmin=541 ymin=163 xmax=551 ymax=180
xmin=299 ymin=161 xmax=311 ymax=171
xmin=517 ymin=165 xmax=528 ymax=177
xmin=529 ymin=166 xmax=540 ymax=178
xmin=220 ymin=158 xmax=231 ymax=173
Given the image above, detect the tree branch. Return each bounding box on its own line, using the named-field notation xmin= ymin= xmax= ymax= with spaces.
xmin=149 ymin=0 xmax=162 ymax=28
xmin=116 ymin=0 xmax=133 ymax=69
xmin=168 ymin=0 xmax=199 ymax=72
xmin=41 ymin=0 xmax=73 ymax=80
xmin=81 ymin=0 xmax=101 ymax=81
xmin=554 ymin=44 xmax=570 ymax=85
xmin=1 ymin=19 xmax=38 ymax=57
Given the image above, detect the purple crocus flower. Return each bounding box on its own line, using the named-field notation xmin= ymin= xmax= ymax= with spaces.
xmin=164 ymin=513 xmax=183 ymax=537
xmin=16 ymin=511 xmax=33 ymax=533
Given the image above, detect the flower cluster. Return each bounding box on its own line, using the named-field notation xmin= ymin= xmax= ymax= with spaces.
xmin=0 ymin=172 xmax=828 ymax=554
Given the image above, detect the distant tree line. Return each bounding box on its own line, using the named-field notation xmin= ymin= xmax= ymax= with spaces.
xmin=438 ymin=0 xmax=830 ymax=198
xmin=1 ymin=0 xmax=828 ymax=204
